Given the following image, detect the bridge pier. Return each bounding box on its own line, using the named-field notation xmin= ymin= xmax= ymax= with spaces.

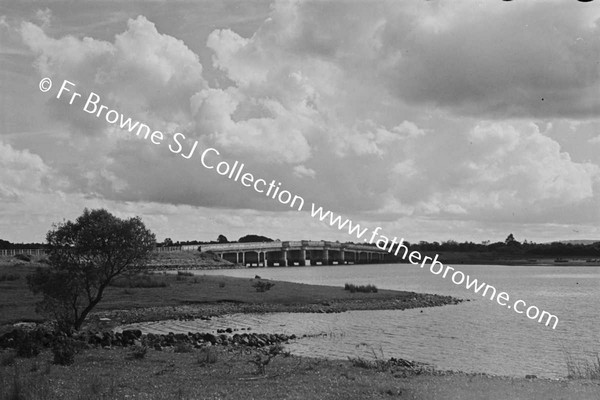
xmin=280 ymin=249 xmax=288 ymax=267
xmin=299 ymin=248 xmax=306 ymax=266
xmin=322 ymin=248 xmax=330 ymax=265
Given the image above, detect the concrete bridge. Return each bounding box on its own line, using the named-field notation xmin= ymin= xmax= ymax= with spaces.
xmin=198 ymin=241 xmax=391 ymax=267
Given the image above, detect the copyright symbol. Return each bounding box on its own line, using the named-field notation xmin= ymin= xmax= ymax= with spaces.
xmin=39 ymin=77 xmax=52 ymax=92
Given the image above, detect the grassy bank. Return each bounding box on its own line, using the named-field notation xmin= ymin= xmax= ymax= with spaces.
xmin=0 ymin=259 xmax=460 ymax=330
xmin=1 ymin=346 xmax=599 ymax=400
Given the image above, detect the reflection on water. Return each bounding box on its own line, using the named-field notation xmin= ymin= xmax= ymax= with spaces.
xmin=124 ymin=264 xmax=600 ymax=378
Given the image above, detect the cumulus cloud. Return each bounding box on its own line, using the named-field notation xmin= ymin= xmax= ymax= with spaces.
xmin=13 ymin=2 xmax=600 ymax=239
xmin=21 ymin=15 xmax=206 ymax=137
xmin=0 ymin=140 xmax=53 ymax=202
xmin=293 ymin=165 xmax=315 ymax=179
xmin=387 ymin=121 xmax=600 ymax=223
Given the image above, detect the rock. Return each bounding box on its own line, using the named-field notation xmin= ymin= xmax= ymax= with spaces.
xmin=203 ymin=333 xmax=217 ymax=345
xmin=525 ymin=374 xmax=537 ymax=379
xmin=122 ymin=329 xmax=142 ymax=339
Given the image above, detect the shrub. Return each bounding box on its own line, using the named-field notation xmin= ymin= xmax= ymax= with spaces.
xmin=197 ymin=347 xmax=218 ymax=365
xmin=52 ymin=339 xmax=76 ymax=366
xmin=344 ymin=283 xmax=378 ymax=293
xmin=174 ymin=342 xmax=193 ymax=353
xmin=252 ymin=280 xmax=275 ymax=292
xmin=129 ymin=345 xmax=148 ymax=360
xmin=0 ymin=273 xmax=20 ymax=282
xmin=177 ymin=271 xmax=194 ymax=277
xmin=248 ymin=343 xmax=289 ymax=375
xmin=13 ymin=254 xmax=31 ymax=262
xmin=16 ymin=335 xmax=40 ymax=358
xmin=219 ymin=281 xmax=226 ymax=288
xmin=1 ymin=351 xmax=17 ymax=366
xmin=26 ymin=209 xmax=156 ymax=333
xmin=348 ymin=356 xmax=390 ymax=371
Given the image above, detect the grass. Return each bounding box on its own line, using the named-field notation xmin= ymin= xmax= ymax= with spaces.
xmin=197 ymin=347 xmax=218 ymax=365
xmin=1 ymin=351 xmax=16 ymax=367
xmin=109 ymin=274 xmax=169 ymax=288
xmin=0 ymin=261 xmax=431 ymax=329
xmin=1 ymin=347 xmax=599 ymax=400
xmin=173 ymin=342 xmax=193 ymax=353
xmin=0 ymin=274 xmax=20 ymax=282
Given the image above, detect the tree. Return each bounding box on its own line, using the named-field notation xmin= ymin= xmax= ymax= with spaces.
xmin=505 ymin=233 xmax=516 ymax=244
xmin=27 ymin=208 xmax=156 ymax=333
xmin=238 ymin=234 xmax=274 ymax=243
xmin=217 ymin=234 xmax=228 ymax=243
xmin=163 ymin=237 xmax=173 ymax=247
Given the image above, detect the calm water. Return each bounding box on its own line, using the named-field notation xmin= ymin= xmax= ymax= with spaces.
xmin=122 ymin=264 xmax=600 ymax=378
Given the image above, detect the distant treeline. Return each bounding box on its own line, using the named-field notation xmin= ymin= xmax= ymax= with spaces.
xmin=158 ymin=234 xmax=275 ymax=247
xmin=345 ymin=237 xmax=600 ymax=258
xmin=409 ymin=240 xmax=600 ymax=257
xmin=4 ymin=235 xmax=600 ymax=258
xmin=0 ymin=239 xmax=46 ymax=249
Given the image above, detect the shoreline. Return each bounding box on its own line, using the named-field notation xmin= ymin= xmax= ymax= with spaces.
xmin=91 ymin=288 xmax=463 ymax=328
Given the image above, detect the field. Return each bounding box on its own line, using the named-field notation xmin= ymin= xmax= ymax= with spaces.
xmin=0 ymin=256 xmax=457 ymax=330
xmin=1 ymin=346 xmax=599 ymax=400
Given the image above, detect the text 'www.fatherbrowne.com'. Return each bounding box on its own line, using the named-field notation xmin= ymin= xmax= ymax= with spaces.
xmin=310 ymin=205 xmax=559 ymax=330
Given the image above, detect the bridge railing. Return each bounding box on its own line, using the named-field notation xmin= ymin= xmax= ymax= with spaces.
xmin=198 ymin=241 xmax=386 ymax=253
xmin=0 ymin=248 xmax=46 ymax=256
xmin=200 ymin=242 xmax=284 ymax=252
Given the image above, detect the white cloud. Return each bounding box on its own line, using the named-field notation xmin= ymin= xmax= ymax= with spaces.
xmin=0 ymin=140 xmax=52 ymax=202
xmin=34 ymin=8 xmax=52 ymax=29
xmin=293 ymin=165 xmax=315 ymax=179
xmin=10 ymin=2 xmax=600 ymax=242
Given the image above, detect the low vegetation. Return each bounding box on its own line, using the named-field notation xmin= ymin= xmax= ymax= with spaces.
xmin=253 ymin=280 xmax=276 ymax=292
xmin=51 ymin=339 xmax=76 ymax=366
xmin=128 ymin=344 xmax=148 ymax=360
xmin=13 ymin=254 xmax=31 ymax=263
xmin=197 ymin=346 xmax=218 ymax=365
xmin=344 ymin=283 xmax=378 ymax=293
xmin=246 ymin=343 xmax=290 ymax=375
xmin=0 ymin=273 xmax=19 ymax=282
xmin=1 ymin=346 xmax=598 ymax=400
xmin=566 ymin=353 xmax=600 ymax=380
xmin=109 ymin=274 xmax=168 ymax=288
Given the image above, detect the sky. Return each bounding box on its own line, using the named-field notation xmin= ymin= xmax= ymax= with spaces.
xmin=0 ymin=0 xmax=599 ymax=245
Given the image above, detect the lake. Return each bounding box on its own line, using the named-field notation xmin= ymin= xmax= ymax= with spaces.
xmin=121 ymin=263 xmax=600 ymax=378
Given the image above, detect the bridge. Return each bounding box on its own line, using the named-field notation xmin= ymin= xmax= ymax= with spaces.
xmin=196 ymin=241 xmax=391 ymax=267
